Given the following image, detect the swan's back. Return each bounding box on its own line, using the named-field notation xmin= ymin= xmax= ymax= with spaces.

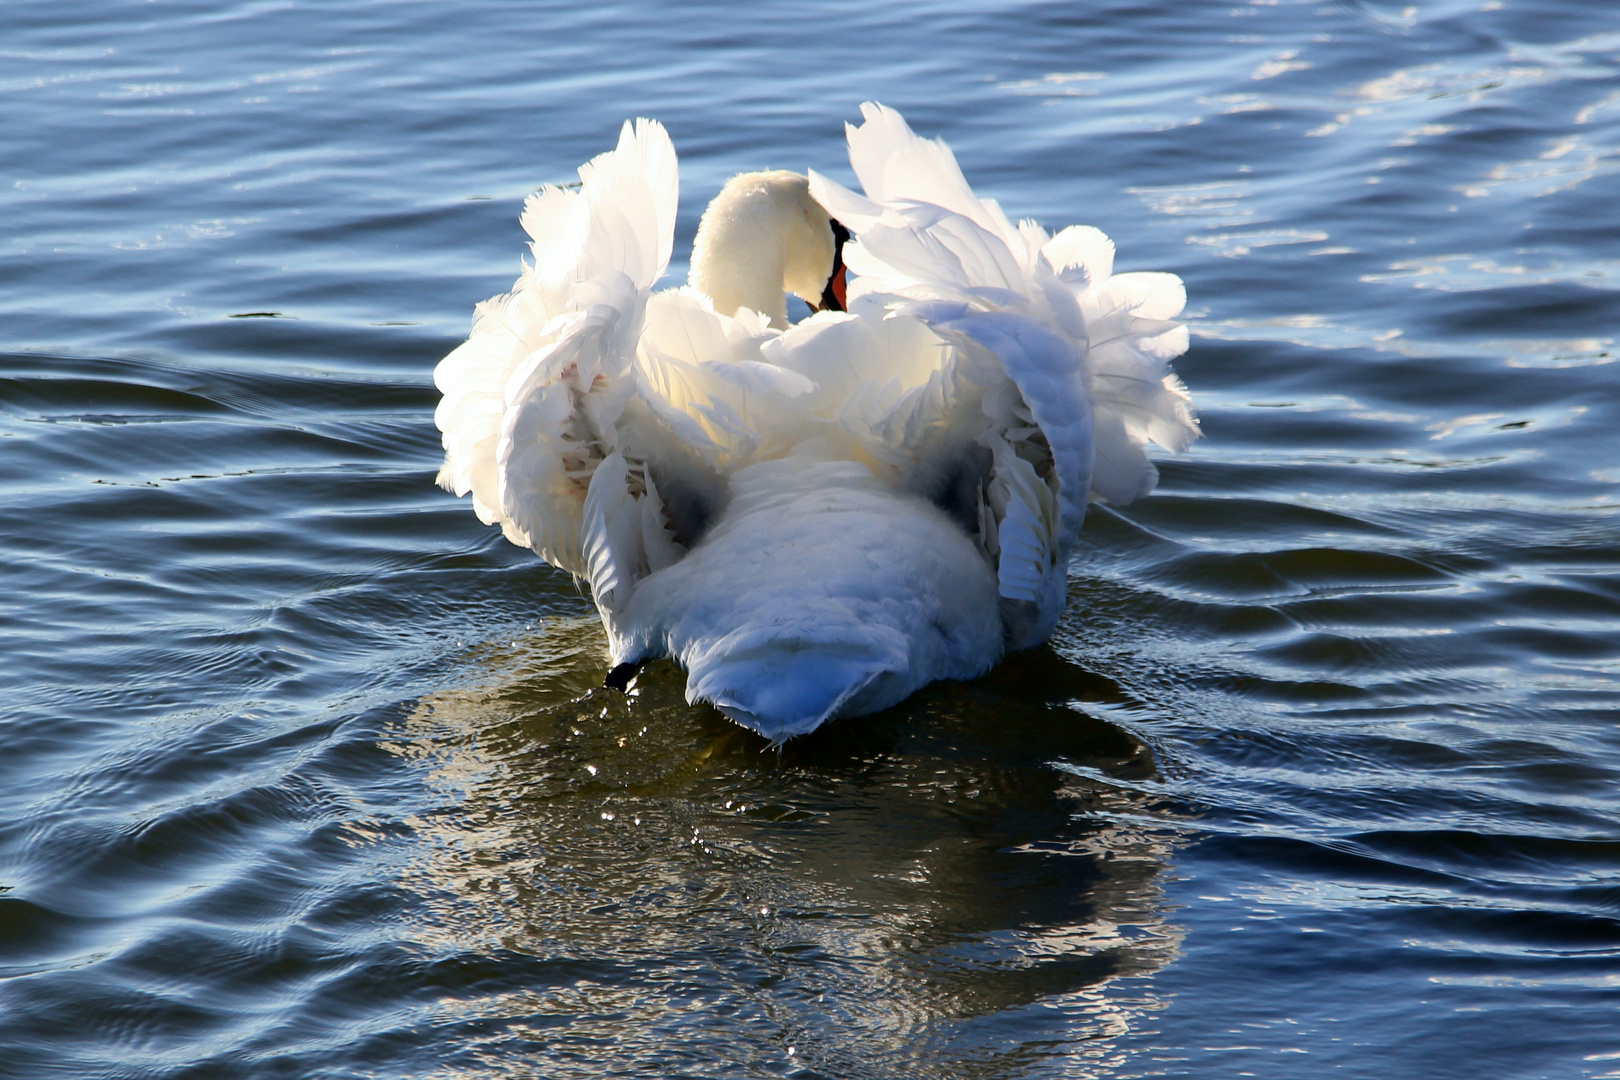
xmin=621 ymin=454 xmax=1002 ymax=740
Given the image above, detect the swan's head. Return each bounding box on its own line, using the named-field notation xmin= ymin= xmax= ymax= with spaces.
xmin=689 ymin=170 xmax=848 ymax=329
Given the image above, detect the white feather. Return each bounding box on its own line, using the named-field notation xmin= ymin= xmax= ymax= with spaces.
xmin=618 ymin=455 xmax=1002 ymax=742
xmin=433 ymin=105 xmax=1198 ymax=738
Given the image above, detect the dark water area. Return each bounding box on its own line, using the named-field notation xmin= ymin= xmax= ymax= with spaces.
xmin=3 ymin=0 xmax=1619 ymax=1076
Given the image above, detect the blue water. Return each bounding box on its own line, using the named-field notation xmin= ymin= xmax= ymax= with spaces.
xmin=4 ymin=0 xmax=1619 ymax=1076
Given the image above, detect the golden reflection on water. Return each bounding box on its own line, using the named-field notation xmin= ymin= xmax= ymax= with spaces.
xmin=385 ymin=617 xmax=1185 ymax=1078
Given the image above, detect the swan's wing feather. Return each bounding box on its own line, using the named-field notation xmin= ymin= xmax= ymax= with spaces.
xmin=632 ymin=349 xmax=725 ymax=457
xmin=1042 ymin=224 xmax=1115 ymax=286
xmin=762 ymin=306 xmax=946 ymax=397
xmin=574 ymin=118 xmax=679 ymax=289
xmin=917 ymin=306 xmax=1093 ymax=546
xmin=806 ymin=169 xmax=884 ymax=232
xmin=632 ymin=288 xmax=828 ymax=467
xmin=1087 ymin=270 xmax=1187 ymax=323
xmin=433 ymin=271 xmax=573 ymax=523
xmin=632 ymin=289 xmax=737 ymax=458
xmin=1075 ymin=270 xmax=1198 ymax=504
xmin=635 ymin=344 xmax=762 ymax=464
xmin=640 ymin=287 xmax=735 ymax=368
xmin=709 ymin=359 xmax=815 ymax=401
xmin=828 ymin=105 xmax=1198 ymax=516
xmin=521 ymin=185 xmax=590 ymax=290
xmin=581 ymin=451 xmax=645 ymax=651
xmin=760 ymin=306 xmax=976 ymax=480
xmin=843 ymin=102 xmax=1024 ymax=256
xmin=982 ymin=431 xmax=1059 ymax=604
xmin=639 ymin=468 xmax=685 ymax=575
xmin=847 ymin=206 xmax=1025 ymax=298
xmin=780 ymin=298 xmax=1088 ymax=649
xmin=496 ymin=306 xmax=635 ymax=573
xmin=493 ymin=365 xmax=582 ymax=561
xmin=435 ymin=119 xmax=679 ymax=574
xmin=976 ymin=429 xmax=1068 ymax=648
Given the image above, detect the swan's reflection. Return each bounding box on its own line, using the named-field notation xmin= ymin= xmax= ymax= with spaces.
xmin=388 ymin=617 xmax=1184 ymax=1078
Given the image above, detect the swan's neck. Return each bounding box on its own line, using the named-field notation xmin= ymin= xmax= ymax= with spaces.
xmin=689 ymin=170 xmax=835 ymax=330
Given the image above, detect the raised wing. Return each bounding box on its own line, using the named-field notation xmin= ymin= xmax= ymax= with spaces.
xmin=433 ymin=119 xmax=682 ymax=645
xmin=435 ymin=120 xmax=841 ymax=655
xmin=808 ymin=102 xmax=1198 ymax=643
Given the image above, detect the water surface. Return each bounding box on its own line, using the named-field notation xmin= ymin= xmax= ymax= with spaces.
xmin=3 ymin=0 xmax=1619 ymax=1076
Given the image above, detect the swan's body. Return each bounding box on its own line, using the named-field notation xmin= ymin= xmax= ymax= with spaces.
xmin=434 ymin=104 xmax=1196 ymax=740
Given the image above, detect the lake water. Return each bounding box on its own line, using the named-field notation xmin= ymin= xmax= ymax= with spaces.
xmin=4 ymin=0 xmax=1619 ymax=1076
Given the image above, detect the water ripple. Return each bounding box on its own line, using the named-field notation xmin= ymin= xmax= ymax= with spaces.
xmin=4 ymin=0 xmax=1620 ymax=1076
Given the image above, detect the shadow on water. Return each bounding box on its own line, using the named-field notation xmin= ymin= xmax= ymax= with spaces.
xmin=389 ymin=623 xmax=1187 ymax=1078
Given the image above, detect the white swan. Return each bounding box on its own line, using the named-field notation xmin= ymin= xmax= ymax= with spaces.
xmin=433 ymin=103 xmax=1197 ymax=741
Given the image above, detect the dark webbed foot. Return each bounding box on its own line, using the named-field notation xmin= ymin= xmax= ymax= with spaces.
xmin=604 ymin=661 xmax=640 ymax=692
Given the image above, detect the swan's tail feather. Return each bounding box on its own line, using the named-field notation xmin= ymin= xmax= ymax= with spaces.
xmin=621 ymin=456 xmax=1004 ymax=741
